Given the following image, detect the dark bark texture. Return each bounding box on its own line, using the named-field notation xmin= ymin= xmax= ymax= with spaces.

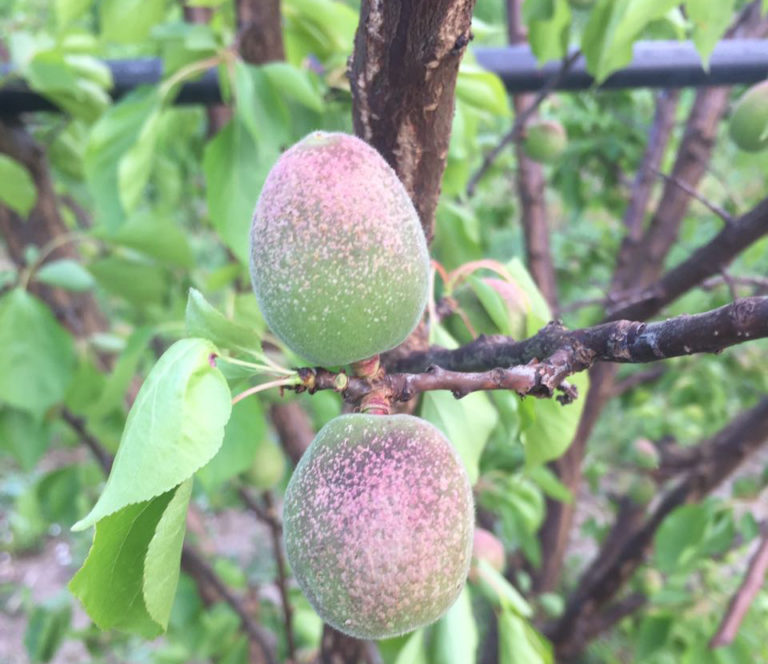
xmin=349 ymin=0 xmax=477 ymax=242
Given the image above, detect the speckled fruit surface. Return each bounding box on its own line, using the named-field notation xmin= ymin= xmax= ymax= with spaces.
xmin=249 ymin=131 xmax=430 ymax=366
xmin=283 ymin=414 xmax=474 ymax=639
xmin=729 ymin=81 xmax=768 ymax=152
xmin=523 ymin=120 xmax=567 ymax=164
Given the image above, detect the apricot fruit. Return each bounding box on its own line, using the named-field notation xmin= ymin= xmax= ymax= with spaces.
xmin=469 ymin=528 xmax=506 ymax=582
xmin=729 ymin=82 xmax=768 ymax=152
xmin=283 ymin=413 xmax=474 ymax=639
xmin=249 ymin=132 xmax=430 ymax=366
xmin=523 ymin=120 xmax=567 ymax=164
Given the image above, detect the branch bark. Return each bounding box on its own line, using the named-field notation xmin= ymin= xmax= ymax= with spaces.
xmin=709 ymin=528 xmax=768 ymax=648
xmin=349 ymin=0 xmax=476 ymax=242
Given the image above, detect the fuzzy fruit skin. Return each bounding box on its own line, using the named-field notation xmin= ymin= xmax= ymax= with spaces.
xmin=523 ymin=120 xmax=567 ymax=164
xmin=283 ymin=414 xmax=474 ymax=639
xmin=729 ymin=82 xmax=768 ymax=152
xmin=250 ymin=131 xmax=430 ymax=366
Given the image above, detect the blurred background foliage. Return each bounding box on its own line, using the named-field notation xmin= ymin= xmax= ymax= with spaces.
xmin=0 ymin=0 xmax=767 ymax=663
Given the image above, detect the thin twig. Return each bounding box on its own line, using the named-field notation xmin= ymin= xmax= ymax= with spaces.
xmin=710 ymin=528 xmax=768 ymax=648
xmin=650 ymin=166 xmax=734 ymax=224
xmin=264 ymin=491 xmax=296 ymax=663
xmin=61 ymin=408 xmax=112 ymax=473
xmin=466 ymin=49 xmax=582 ymax=196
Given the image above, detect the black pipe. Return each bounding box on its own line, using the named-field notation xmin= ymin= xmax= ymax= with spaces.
xmin=2 ymin=40 xmax=768 ymax=115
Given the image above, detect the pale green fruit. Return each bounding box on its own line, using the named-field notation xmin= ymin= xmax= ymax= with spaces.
xmin=729 ymin=81 xmax=768 ymax=152
xmin=249 ymin=132 xmax=430 ymax=367
xmin=283 ymin=414 xmax=474 ymax=639
xmin=246 ymin=441 xmax=286 ymax=489
xmin=523 ymin=120 xmax=567 ymax=164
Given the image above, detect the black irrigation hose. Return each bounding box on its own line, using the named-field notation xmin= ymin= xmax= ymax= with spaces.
xmin=2 ymin=40 xmax=768 ymax=115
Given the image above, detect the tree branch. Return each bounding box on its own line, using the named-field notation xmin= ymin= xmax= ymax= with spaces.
xmin=710 ymin=528 xmax=768 ymax=649
xmin=607 ymin=197 xmax=768 ymax=321
xmin=389 ymin=297 xmax=768 ymax=376
xmin=349 ymin=0 xmax=477 ymax=241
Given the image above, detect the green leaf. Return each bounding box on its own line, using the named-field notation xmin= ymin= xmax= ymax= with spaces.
xmin=527 ymin=0 xmax=571 ymax=63
xmin=24 ymin=596 xmax=72 ymax=663
xmin=394 ymin=629 xmax=427 ymax=664
xmin=523 ymin=0 xmax=556 ymax=22
xmin=185 ymin=288 xmax=262 ymax=356
xmin=87 ymin=256 xmax=168 ymax=307
xmin=0 ymin=289 xmax=75 ymax=419
xmin=522 ymin=370 xmax=588 ymax=466
xmin=197 ymin=396 xmax=267 ymax=491
xmin=89 ymin=327 xmax=154 ymax=418
xmin=261 ymin=62 xmax=324 ymax=112
xmin=429 ymin=587 xmax=478 ymax=664
xmin=84 ymin=88 xmax=161 ymax=230
xmin=474 ymin=559 xmax=532 ymax=617
xmin=203 ymin=118 xmax=273 ymax=265
xmin=634 ymin=614 xmax=672 ymax=661
xmin=526 ymin=465 xmax=573 ymax=503
xmin=0 ymin=154 xmax=37 ymax=216
xmin=100 ymin=0 xmax=168 ymax=44
xmin=73 ymin=339 xmax=231 ymax=530
xmin=107 ymin=212 xmax=193 ymax=268
xmin=456 ymin=64 xmax=511 ymax=117
xmin=56 ymin=0 xmax=93 ymax=26
xmin=0 ymin=408 xmax=51 ymax=471
xmin=117 ymin=109 xmax=163 ymax=213
xmin=654 ymin=503 xmax=711 ymax=573
xmin=468 ymin=276 xmax=512 ymax=336
xmin=498 ymin=608 xmax=551 ymax=664
xmin=582 ymin=0 xmax=679 ymax=83
xmin=70 ymin=480 xmax=192 ymax=637
xmin=233 ymin=61 xmax=290 ymax=153
xmin=34 ymin=259 xmax=95 ymax=292
xmin=686 ymin=0 xmax=734 ymax=69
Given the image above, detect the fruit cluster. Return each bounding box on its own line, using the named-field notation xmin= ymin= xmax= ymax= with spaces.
xmin=249 ymin=132 xmax=474 ymax=638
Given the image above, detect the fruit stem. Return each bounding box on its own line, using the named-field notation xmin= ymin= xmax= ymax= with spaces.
xmin=351 ymin=354 xmax=381 ymax=378
xmin=359 ymin=392 xmax=391 ymax=415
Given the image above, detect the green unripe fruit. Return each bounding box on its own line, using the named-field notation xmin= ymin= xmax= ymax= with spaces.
xmin=732 ymin=475 xmax=762 ymax=500
xmin=729 ymin=81 xmax=768 ymax=152
xmin=523 ymin=120 xmax=567 ymax=164
xmin=630 ymin=438 xmax=660 ymax=470
xmin=283 ymin=414 xmax=474 ymax=639
xmin=246 ymin=441 xmax=286 ymax=489
xmin=627 ymin=476 xmax=656 ymax=505
xmin=250 ymin=131 xmax=430 ymax=366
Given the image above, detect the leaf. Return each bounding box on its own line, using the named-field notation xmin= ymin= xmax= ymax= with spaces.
xmin=203 ymin=118 xmax=273 ymax=265
xmin=84 ymin=88 xmax=161 ymax=230
xmin=89 ymin=327 xmax=154 ymax=418
xmin=56 ymin=0 xmax=93 ymax=26
xmin=107 ymin=212 xmax=193 ymax=267
xmin=24 ymin=597 xmax=72 ymax=663
xmin=99 ymin=0 xmax=168 ymax=44
xmin=456 ymin=64 xmax=510 ymax=117
xmin=634 ymin=614 xmax=672 ymax=661
xmin=0 ymin=154 xmax=37 ymax=216
xmin=429 ymin=587 xmax=478 ymax=664
xmin=523 ymin=0 xmax=556 ymax=22
xmin=0 ymin=408 xmax=51 ymax=471
xmin=468 ymin=276 xmax=512 ymax=336
xmin=654 ymin=503 xmax=711 ymax=573
xmin=233 ymin=61 xmax=290 ymax=153
xmin=0 ymin=289 xmax=76 ymax=419
xmin=185 ymin=288 xmax=262 ymax=356
xmin=526 ymin=465 xmax=572 ymax=503
xmin=498 ymin=608 xmax=551 ymax=664
xmin=394 ymin=629 xmax=427 ymax=664
xmin=261 ymin=62 xmax=324 ymax=112
xmin=686 ymin=0 xmax=735 ymax=69
xmin=527 ymin=0 xmax=572 ymax=63
xmin=117 ymin=109 xmax=163 ymax=213
xmin=34 ymin=259 xmax=95 ymax=292
xmin=70 ymin=480 xmax=192 ymax=637
xmin=522 ymin=370 xmax=588 ymax=466
xmin=73 ymin=339 xmax=231 ymax=530
xmin=582 ymin=0 xmax=679 ymax=83
xmin=196 ymin=396 xmax=267 ymax=491
xmin=87 ymin=256 xmax=168 ymax=307
xmin=474 ymin=559 xmax=532 ymax=617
